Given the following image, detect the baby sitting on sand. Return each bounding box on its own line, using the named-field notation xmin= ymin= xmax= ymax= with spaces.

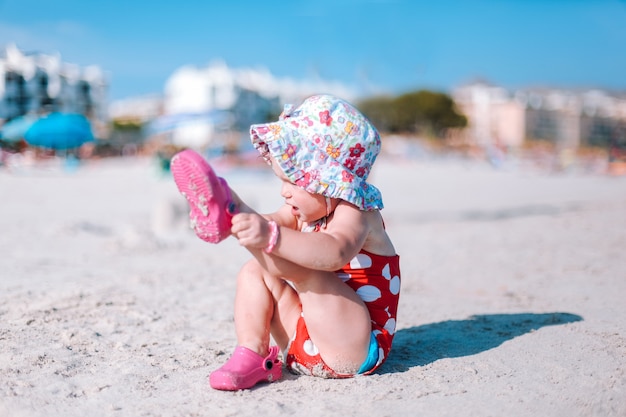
xmin=171 ymin=94 xmax=401 ymax=390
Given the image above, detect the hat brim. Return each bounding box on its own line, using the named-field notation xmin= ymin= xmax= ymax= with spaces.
xmin=250 ymin=122 xmax=383 ymax=211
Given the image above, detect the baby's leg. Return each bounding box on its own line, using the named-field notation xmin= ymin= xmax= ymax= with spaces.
xmin=209 ymin=259 xmax=294 ymax=390
xmin=249 ymin=252 xmax=372 ymax=375
xmin=289 ymin=268 xmax=371 ymax=374
xmin=233 ymin=259 xmax=302 ymax=356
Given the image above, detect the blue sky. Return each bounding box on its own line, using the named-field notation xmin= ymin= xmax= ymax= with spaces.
xmin=1 ymin=0 xmax=625 ymax=101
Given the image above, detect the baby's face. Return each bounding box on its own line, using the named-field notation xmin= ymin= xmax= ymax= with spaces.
xmin=269 ymin=156 xmax=327 ymax=222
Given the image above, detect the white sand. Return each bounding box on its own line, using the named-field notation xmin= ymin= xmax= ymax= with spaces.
xmin=1 ymin=153 xmax=625 ymax=417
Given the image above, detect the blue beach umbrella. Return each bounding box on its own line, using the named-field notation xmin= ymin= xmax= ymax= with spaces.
xmin=24 ymin=113 xmax=94 ymax=150
xmin=0 ymin=114 xmax=38 ymax=143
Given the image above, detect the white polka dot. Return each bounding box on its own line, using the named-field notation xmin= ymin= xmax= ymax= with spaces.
xmin=356 ymin=285 xmax=381 ymax=302
xmin=376 ymin=347 xmax=385 ymax=366
xmin=336 ymin=272 xmax=351 ymax=282
xmin=389 ymin=276 xmax=400 ymax=295
xmin=303 ymin=339 xmax=319 ymax=356
xmin=350 ymin=253 xmax=372 ymax=269
xmin=384 ymin=318 xmax=396 ymax=335
xmin=372 ymin=329 xmax=382 ymax=337
xmin=382 ymin=263 xmax=391 ymax=280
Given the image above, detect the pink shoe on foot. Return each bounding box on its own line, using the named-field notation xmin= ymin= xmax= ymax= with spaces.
xmin=209 ymin=346 xmax=282 ymax=391
xmin=170 ymin=149 xmax=237 ymax=243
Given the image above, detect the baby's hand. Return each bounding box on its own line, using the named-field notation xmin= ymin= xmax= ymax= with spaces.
xmin=230 ymin=213 xmax=272 ymax=249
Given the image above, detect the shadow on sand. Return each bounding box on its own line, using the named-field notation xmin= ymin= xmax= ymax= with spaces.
xmin=382 ymin=312 xmax=583 ymax=373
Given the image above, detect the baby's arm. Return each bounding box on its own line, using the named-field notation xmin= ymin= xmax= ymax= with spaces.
xmin=232 ymin=202 xmax=369 ymax=272
xmin=274 ymin=202 xmax=369 ymax=270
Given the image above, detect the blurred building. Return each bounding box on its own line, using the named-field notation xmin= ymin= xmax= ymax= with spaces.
xmin=108 ymin=94 xmax=163 ymax=123
xmin=152 ymin=60 xmax=356 ymax=148
xmin=0 ymin=43 xmax=108 ymax=133
xmin=453 ymin=81 xmax=626 ymax=151
xmin=453 ymin=82 xmax=525 ymax=148
xmin=106 ymin=94 xmax=163 ymax=150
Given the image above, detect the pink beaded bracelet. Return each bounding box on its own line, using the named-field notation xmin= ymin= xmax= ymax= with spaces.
xmin=264 ymin=220 xmax=279 ymax=254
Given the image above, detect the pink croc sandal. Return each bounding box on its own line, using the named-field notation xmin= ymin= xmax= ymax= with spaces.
xmin=170 ymin=149 xmax=237 ymax=243
xmin=209 ymin=346 xmax=282 ymax=391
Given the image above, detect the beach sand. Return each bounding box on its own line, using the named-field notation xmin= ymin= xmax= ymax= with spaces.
xmin=1 ymin=153 xmax=625 ymax=417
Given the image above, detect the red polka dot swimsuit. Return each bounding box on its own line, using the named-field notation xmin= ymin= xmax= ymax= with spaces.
xmin=285 ymin=220 xmax=401 ymax=377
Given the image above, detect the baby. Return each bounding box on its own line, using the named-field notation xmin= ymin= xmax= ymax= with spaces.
xmin=171 ymin=94 xmax=401 ymax=390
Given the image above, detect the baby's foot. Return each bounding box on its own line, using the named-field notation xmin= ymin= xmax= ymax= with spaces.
xmin=170 ymin=149 xmax=236 ymax=243
xmin=209 ymin=346 xmax=282 ymax=390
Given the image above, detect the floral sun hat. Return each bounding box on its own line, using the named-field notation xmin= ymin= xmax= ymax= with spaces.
xmin=250 ymin=94 xmax=383 ymax=211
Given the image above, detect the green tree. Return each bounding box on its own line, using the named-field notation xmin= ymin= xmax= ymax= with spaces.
xmin=359 ymin=90 xmax=467 ymax=137
xmin=357 ymin=95 xmax=397 ymax=133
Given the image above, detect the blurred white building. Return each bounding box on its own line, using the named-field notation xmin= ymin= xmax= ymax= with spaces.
xmin=0 ymin=43 xmax=107 ymax=130
xmin=153 ymin=60 xmax=357 ymax=148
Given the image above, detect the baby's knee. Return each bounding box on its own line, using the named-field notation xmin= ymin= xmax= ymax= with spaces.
xmin=238 ymin=259 xmax=264 ymax=277
xmin=237 ymin=259 xmax=285 ymax=289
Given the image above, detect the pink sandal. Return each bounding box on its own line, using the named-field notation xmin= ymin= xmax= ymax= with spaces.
xmin=209 ymin=346 xmax=283 ymax=390
xmin=170 ymin=149 xmax=237 ymax=243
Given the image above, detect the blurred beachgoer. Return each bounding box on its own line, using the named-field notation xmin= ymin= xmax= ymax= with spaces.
xmin=170 ymin=94 xmax=401 ymax=390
